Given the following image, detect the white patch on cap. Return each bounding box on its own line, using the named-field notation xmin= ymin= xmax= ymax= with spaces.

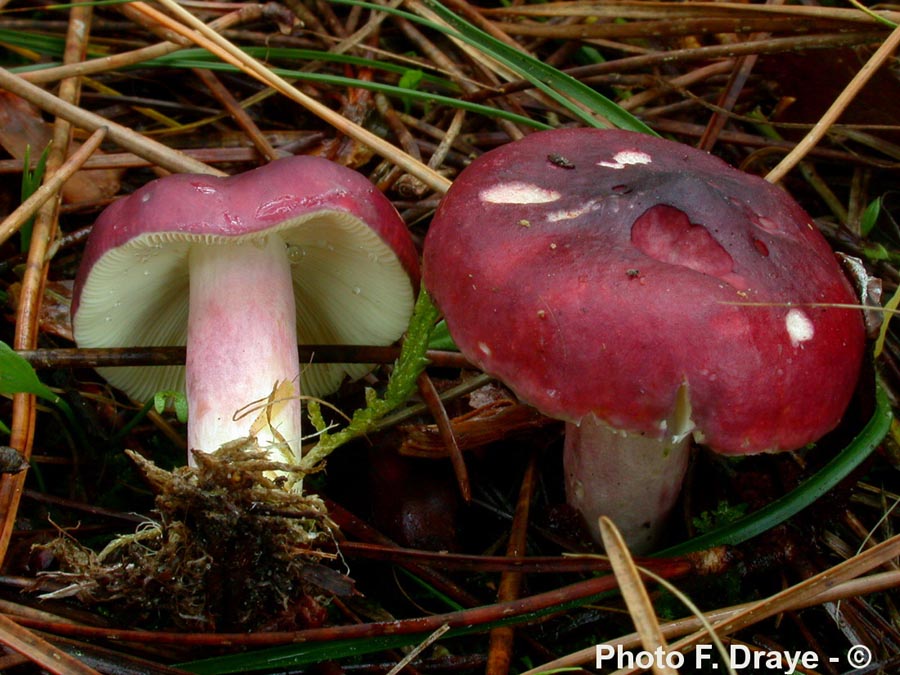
xmin=598 ymin=150 xmax=653 ymax=169
xmin=478 ymin=341 xmax=492 ymax=357
xmin=480 ymin=182 xmax=561 ymax=204
xmin=546 ymin=198 xmax=602 ymax=222
xmin=786 ymin=308 xmax=814 ymax=347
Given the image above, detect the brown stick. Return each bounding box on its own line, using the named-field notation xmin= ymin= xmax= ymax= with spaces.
xmin=417 ymin=372 xmax=470 ymax=501
xmin=0 ymin=0 xmax=96 ymax=590
xmin=0 ymin=127 xmax=107 ymax=247
xmin=0 ymin=69 xmax=223 ymax=176
xmin=16 ymin=346 xmax=472 ymax=369
xmin=486 ymin=452 xmax=538 ymax=675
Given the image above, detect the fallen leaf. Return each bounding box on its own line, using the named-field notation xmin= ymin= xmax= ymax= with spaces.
xmin=0 ymin=91 xmax=122 ymax=204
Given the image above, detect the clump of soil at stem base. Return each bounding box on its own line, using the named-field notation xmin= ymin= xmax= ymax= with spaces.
xmin=37 ymin=439 xmax=354 ymax=632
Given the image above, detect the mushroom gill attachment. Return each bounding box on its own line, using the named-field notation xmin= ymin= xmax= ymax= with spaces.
xmin=73 ymin=155 xmax=419 ymax=468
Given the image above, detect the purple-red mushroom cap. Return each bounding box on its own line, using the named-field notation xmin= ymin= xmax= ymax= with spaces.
xmin=425 ymin=128 xmax=866 ymax=550
xmin=424 ymin=129 xmax=864 ymax=457
xmin=73 ymin=155 xmax=419 ymax=460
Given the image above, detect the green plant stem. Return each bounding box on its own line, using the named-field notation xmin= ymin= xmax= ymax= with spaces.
xmin=108 ymin=398 xmax=156 ymax=446
xmin=299 ymin=289 xmax=440 ymax=472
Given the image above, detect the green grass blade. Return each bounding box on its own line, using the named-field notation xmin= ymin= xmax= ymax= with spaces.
xmin=178 ymin=632 xmax=443 ymax=674
xmin=317 ymin=0 xmax=652 ymax=133
xmin=419 ymin=0 xmax=655 ymax=134
xmin=0 ymin=28 xmax=68 ymax=56
xmin=180 ymin=570 xmax=471 ymax=672
xmin=11 ymin=51 xmax=550 ymax=131
xmin=19 ymin=143 xmax=50 ymax=251
xmin=2 ymin=4 xmax=652 ymax=133
xmin=658 ymin=376 xmax=893 ymax=556
xmin=152 ymin=46 xmax=457 ymax=91
xmin=152 ymin=58 xmax=551 ymax=130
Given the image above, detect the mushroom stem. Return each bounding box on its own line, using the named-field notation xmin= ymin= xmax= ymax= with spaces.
xmin=186 ymin=235 xmax=302 ymax=464
xmin=563 ymin=415 xmax=691 ymax=553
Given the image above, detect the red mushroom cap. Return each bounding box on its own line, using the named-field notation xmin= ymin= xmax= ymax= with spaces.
xmin=73 ymin=155 xmax=420 ymax=403
xmin=424 ymin=129 xmax=865 ymax=455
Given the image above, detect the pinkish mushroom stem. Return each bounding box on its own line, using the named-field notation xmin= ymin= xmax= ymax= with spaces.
xmin=186 ymin=235 xmax=302 ymax=464
xmin=72 ymin=156 xmax=420 ymax=478
xmin=563 ymin=415 xmax=691 ymax=553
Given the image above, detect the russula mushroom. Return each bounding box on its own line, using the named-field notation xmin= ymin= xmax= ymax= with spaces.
xmin=423 ymin=128 xmax=864 ymax=552
xmin=73 ymin=155 xmax=419 ymax=467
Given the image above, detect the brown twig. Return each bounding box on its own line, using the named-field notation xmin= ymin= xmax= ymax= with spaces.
xmin=16 ymin=345 xmax=472 ymax=369
xmin=481 ymin=1 xmax=899 ymax=25
xmin=0 ymin=614 xmax=101 ymax=675
xmin=464 ymin=32 xmax=885 ymax=103
xmin=135 ymin=0 xmax=451 ymax=192
xmin=193 ymin=68 xmax=280 ymax=162
xmin=1 ymin=562 xmax=673 ymax=646
xmin=697 ymin=0 xmax=786 ymax=152
xmin=653 ymin=534 xmax=900 ymax=670
xmin=524 ymin=570 xmax=900 ymax=673
xmin=486 ymin=451 xmax=538 ymax=675
xmin=600 ymin=517 xmax=678 ymax=675
xmin=766 ymin=22 xmax=900 ymax=183
xmin=0 ymin=127 xmax=108 ymax=248
xmin=0 ymin=3 xmax=97 ymax=575
xmin=0 ymin=68 xmax=223 ymax=176
xmin=416 ymin=371 xmax=470 ymax=501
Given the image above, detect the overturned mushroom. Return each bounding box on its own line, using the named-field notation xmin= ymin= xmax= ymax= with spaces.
xmin=73 ymin=156 xmax=419 ymax=467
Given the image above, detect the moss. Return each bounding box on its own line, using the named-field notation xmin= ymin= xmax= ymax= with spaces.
xmin=37 ymin=439 xmax=354 ymax=632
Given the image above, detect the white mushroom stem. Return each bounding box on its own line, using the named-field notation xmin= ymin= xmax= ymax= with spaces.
xmin=563 ymin=415 xmax=691 ymax=553
xmin=186 ymin=235 xmax=302 ymax=465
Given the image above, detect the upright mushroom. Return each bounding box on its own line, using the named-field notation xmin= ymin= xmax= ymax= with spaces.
xmin=424 ymin=128 xmax=864 ymax=552
xmin=73 ymin=155 xmax=419 ymax=468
